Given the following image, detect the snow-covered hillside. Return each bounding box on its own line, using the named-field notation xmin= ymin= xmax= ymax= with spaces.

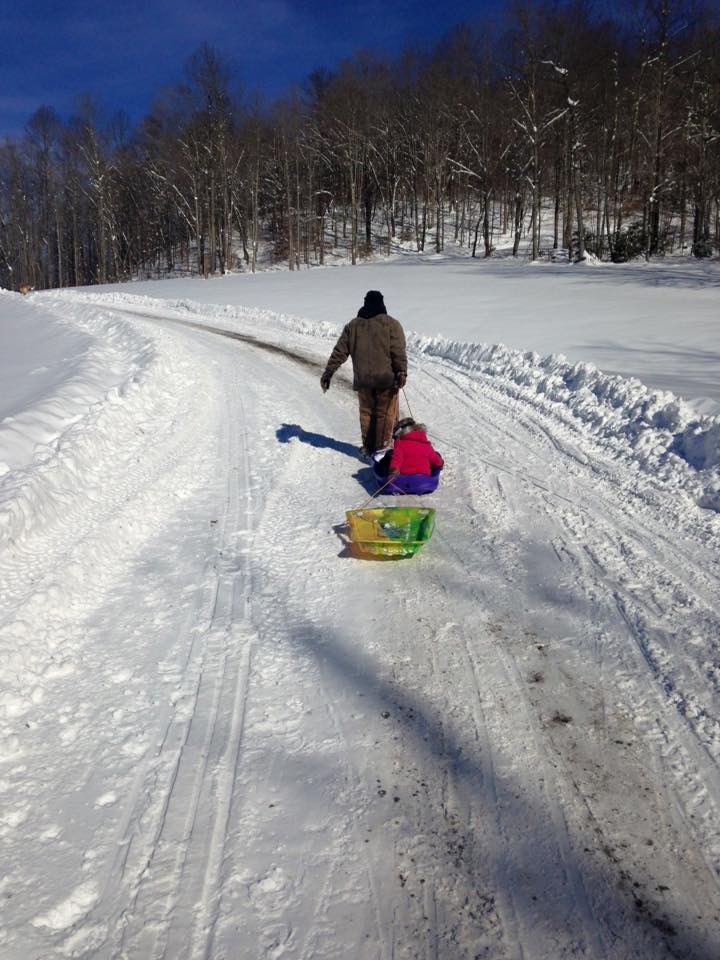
xmin=1 ymin=259 xmax=719 ymax=960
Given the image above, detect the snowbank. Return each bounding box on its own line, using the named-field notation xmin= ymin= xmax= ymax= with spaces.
xmin=411 ymin=334 xmax=720 ymax=469
xmin=0 ymin=295 xmax=157 ymax=548
xmin=84 ymin=253 xmax=720 ymax=415
xmin=47 ymin=290 xmax=720 ymax=513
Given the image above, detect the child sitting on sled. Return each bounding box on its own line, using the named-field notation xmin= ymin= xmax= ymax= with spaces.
xmin=374 ymin=418 xmax=444 ymax=477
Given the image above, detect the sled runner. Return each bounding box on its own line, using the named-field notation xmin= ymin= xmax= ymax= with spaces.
xmin=345 ymin=506 xmax=435 ymax=559
xmin=370 ymin=450 xmax=441 ymax=495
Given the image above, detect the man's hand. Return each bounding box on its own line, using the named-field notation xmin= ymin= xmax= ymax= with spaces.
xmin=320 ymin=371 xmax=332 ymax=393
xmin=395 ymin=371 xmax=407 ymax=390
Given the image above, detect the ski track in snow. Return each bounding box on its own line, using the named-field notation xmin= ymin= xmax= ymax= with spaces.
xmin=0 ymin=291 xmax=719 ymax=959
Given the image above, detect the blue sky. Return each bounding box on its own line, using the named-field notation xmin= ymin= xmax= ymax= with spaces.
xmin=0 ymin=0 xmax=505 ymax=138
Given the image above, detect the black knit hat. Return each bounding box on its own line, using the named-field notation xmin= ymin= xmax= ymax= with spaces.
xmin=358 ymin=290 xmax=387 ymax=318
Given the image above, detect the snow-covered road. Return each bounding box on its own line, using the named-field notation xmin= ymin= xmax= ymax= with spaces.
xmin=1 ymin=288 xmax=719 ymax=960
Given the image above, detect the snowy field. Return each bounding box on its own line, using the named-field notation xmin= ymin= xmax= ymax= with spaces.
xmin=1 ymin=255 xmax=720 ymax=960
xmin=99 ymin=248 xmax=720 ymax=415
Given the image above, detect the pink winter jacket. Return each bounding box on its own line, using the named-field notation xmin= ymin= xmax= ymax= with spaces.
xmin=389 ymin=430 xmax=444 ymax=476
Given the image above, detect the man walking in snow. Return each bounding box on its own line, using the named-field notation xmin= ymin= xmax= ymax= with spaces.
xmin=320 ymin=290 xmax=407 ymax=455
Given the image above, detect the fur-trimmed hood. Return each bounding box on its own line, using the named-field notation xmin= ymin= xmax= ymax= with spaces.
xmin=393 ymin=418 xmax=426 ymax=438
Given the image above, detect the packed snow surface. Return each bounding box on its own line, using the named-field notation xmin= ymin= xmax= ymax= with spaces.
xmin=1 ymin=256 xmax=719 ymax=960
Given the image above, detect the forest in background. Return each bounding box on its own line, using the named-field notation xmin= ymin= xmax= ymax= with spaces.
xmin=2 ymin=0 xmax=719 ymax=291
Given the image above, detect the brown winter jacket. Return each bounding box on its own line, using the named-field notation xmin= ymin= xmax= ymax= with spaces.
xmin=323 ymin=314 xmax=407 ymax=391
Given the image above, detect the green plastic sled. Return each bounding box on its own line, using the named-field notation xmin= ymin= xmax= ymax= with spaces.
xmin=345 ymin=506 xmax=435 ymax=559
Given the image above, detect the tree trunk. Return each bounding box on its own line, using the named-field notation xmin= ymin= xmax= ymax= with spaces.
xmin=512 ymin=194 xmax=523 ymax=257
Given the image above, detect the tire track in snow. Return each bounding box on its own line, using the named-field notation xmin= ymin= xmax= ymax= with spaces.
xmin=427 ymin=534 xmax=606 ymax=960
xmin=531 ymin=482 xmax=720 ymax=901
xmin=0 ymin=299 xmax=232 ymax=959
xmin=412 ymin=358 xmax=720 ymax=956
xmin=69 ymin=317 xmax=258 ymax=960
xmin=92 ymin=312 xmax=386 ymax=960
xmin=419 ymin=354 xmax=720 ymax=752
xmin=188 ymin=391 xmax=256 ymax=960
xmin=420 ymin=358 xmax=719 ymax=609
xmin=212 ymin=356 xmax=396 ymax=960
xmin=220 ymin=359 xmax=517 ymax=957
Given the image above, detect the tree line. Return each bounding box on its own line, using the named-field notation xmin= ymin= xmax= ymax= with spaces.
xmin=2 ymin=0 xmax=719 ymax=291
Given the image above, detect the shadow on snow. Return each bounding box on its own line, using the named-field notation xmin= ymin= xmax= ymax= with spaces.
xmin=276 ymin=423 xmax=363 ymax=462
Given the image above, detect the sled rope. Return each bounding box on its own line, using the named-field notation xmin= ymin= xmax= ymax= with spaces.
xmin=357 ymin=474 xmax=396 ymax=509
xmin=401 ymin=387 xmax=415 ymax=421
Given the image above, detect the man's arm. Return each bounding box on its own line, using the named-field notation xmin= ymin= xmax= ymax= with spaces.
xmin=323 ymin=325 xmax=351 ymax=380
xmin=389 ymin=319 xmax=407 ymax=379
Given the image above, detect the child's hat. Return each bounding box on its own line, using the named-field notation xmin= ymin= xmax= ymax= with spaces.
xmin=393 ymin=418 xmax=416 ymax=438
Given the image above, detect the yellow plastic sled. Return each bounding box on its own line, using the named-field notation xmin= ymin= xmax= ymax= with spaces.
xmin=345 ymin=506 xmax=435 ymax=559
